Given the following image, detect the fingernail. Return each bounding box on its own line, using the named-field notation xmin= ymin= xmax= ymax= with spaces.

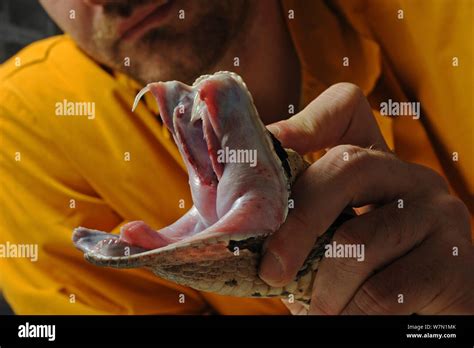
xmin=259 ymin=251 xmax=284 ymax=285
xmin=267 ymin=124 xmax=280 ymax=137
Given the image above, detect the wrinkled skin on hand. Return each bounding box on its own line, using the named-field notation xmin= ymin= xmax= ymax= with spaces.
xmin=259 ymin=82 xmax=474 ymax=315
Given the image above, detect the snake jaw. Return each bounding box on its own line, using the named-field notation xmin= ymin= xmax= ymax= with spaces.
xmin=72 ymin=71 xmax=346 ymax=302
xmin=122 ymin=72 xmax=291 ymax=248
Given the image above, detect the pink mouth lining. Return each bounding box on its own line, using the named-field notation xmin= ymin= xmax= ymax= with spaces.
xmin=118 ymin=79 xmax=229 ymax=250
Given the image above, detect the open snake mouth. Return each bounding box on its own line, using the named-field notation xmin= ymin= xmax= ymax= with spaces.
xmin=73 ymin=72 xmax=291 ymax=259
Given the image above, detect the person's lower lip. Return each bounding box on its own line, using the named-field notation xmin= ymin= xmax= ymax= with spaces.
xmin=121 ymin=0 xmax=175 ymax=41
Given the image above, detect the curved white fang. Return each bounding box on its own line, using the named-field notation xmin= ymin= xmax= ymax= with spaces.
xmin=132 ymin=85 xmax=151 ymax=112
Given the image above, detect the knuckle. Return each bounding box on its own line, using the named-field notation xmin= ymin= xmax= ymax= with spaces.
xmin=328 ymin=83 xmax=368 ymax=121
xmin=443 ymin=196 xmax=469 ymax=218
xmin=353 ymin=279 xmax=395 ymax=314
xmin=428 ymin=172 xmax=449 ymax=193
xmin=437 ymin=195 xmax=471 ymax=232
xmin=327 ymin=144 xmax=370 ymax=173
xmin=330 ymin=82 xmax=365 ymax=103
xmin=413 ymin=165 xmax=450 ymax=193
xmin=325 ymin=145 xmax=373 ymax=194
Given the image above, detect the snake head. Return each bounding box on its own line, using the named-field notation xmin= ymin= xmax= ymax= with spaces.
xmin=72 ymin=72 xmax=347 ymax=301
xmin=73 ymin=72 xmax=293 ymax=260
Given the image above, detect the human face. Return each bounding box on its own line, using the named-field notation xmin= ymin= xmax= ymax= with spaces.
xmin=40 ymin=0 xmax=249 ymax=84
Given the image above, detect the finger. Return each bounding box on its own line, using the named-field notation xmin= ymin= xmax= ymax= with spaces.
xmin=308 ymin=201 xmax=435 ymax=315
xmin=267 ymin=83 xmax=389 ymax=154
xmin=259 ymin=146 xmax=446 ymax=287
xmin=340 ymin=235 xmax=474 ymax=314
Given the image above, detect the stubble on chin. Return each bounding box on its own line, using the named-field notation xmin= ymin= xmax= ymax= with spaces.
xmin=88 ymin=0 xmax=250 ymax=85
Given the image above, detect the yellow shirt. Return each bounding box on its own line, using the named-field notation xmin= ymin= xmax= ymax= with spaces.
xmin=0 ymin=0 xmax=472 ymax=314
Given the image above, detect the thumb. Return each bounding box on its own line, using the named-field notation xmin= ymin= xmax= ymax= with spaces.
xmin=267 ymin=83 xmax=388 ymax=154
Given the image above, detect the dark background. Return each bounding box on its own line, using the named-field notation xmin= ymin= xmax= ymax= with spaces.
xmin=0 ymin=0 xmax=61 ymax=313
xmin=0 ymin=0 xmax=61 ymax=62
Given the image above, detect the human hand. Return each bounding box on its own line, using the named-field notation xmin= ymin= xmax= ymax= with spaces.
xmin=259 ymin=83 xmax=474 ymax=314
